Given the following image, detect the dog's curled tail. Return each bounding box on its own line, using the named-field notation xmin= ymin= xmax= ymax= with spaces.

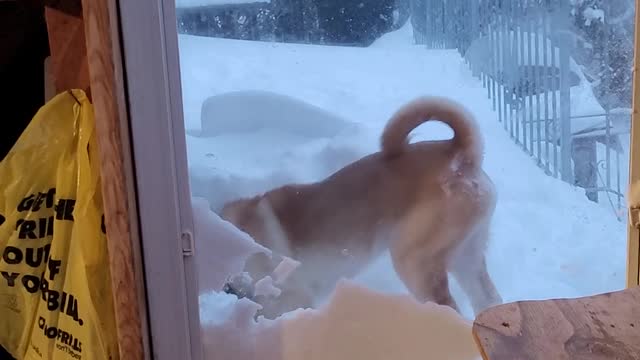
xmin=380 ymin=96 xmax=484 ymax=168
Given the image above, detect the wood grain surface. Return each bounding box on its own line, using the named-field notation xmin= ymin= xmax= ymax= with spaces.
xmin=81 ymin=0 xmax=146 ymax=359
xmin=44 ymin=5 xmax=90 ymax=95
xmin=627 ymin=0 xmax=640 ymax=288
xmin=473 ymin=286 xmax=640 ymax=360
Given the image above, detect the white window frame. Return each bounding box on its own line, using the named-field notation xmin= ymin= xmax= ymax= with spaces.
xmin=117 ymin=0 xmax=203 ymax=359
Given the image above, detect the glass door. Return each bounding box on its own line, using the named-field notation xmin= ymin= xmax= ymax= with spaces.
xmin=118 ymin=0 xmax=639 ymax=358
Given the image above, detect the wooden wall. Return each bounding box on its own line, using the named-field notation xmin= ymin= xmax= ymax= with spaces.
xmin=47 ymin=1 xmax=148 ymax=358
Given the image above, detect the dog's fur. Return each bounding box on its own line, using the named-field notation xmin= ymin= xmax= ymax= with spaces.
xmin=220 ymin=96 xmax=502 ymax=318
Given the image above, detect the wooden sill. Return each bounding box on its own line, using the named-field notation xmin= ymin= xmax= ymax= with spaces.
xmin=472 ymin=286 xmax=640 ymax=359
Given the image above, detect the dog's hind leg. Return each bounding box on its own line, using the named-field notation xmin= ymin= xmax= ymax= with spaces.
xmin=420 ymin=261 xmax=460 ymax=312
xmin=450 ymin=222 xmax=502 ymax=316
xmin=390 ymin=211 xmax=461 ymax=312
xmin=392 ymin=251 xmax=459 ymax=311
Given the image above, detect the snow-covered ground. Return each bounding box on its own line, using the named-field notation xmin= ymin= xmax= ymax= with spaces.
xmin=178 ymin=22 xmax=629 ymax=359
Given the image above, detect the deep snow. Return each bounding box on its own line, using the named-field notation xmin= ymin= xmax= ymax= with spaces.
xmin=177 ymin=21 xmax=629 ymax=359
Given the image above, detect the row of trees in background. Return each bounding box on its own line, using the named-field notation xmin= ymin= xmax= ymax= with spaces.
xmin=176 ymin=0 xmax=405 ymax=46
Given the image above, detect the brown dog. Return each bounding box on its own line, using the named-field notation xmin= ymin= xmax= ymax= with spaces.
xmin=220 ymin=96 xmax=502 ymax=318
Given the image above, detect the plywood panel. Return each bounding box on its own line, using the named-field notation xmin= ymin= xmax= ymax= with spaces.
xmin=44 ymin=6 xmax=90 ymax=95
xmin=81 ymin=0 xmax=147 ymax=358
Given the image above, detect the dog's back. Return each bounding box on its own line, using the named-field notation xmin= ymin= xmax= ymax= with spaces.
xmin=266 ymin=96 xmax=495 ymax=260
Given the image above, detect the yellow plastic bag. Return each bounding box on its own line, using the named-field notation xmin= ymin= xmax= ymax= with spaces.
xmin=0 ymin=89 xmax=118 ymax=360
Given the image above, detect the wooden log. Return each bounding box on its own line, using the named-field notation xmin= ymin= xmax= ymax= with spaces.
xmin=472 ymin=286 xmax=640 ymax=360
xmin=81 ymin=0 xmax=147 ymax=359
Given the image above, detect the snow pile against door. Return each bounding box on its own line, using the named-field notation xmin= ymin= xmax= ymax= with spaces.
xmin=193 ymin=197 xmax=481 ymax=360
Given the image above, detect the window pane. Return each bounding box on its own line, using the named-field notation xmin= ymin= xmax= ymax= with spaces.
xmin=173 ymin=0 xmax=635 ymax=357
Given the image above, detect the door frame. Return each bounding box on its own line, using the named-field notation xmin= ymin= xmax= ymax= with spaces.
xmin=115 ymin=0 xmax=203 ymax=359
xmin=627 ymin=0 xmax=640 ymax=288
xmin=112 ymin=0 xmax=640 ymax=358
